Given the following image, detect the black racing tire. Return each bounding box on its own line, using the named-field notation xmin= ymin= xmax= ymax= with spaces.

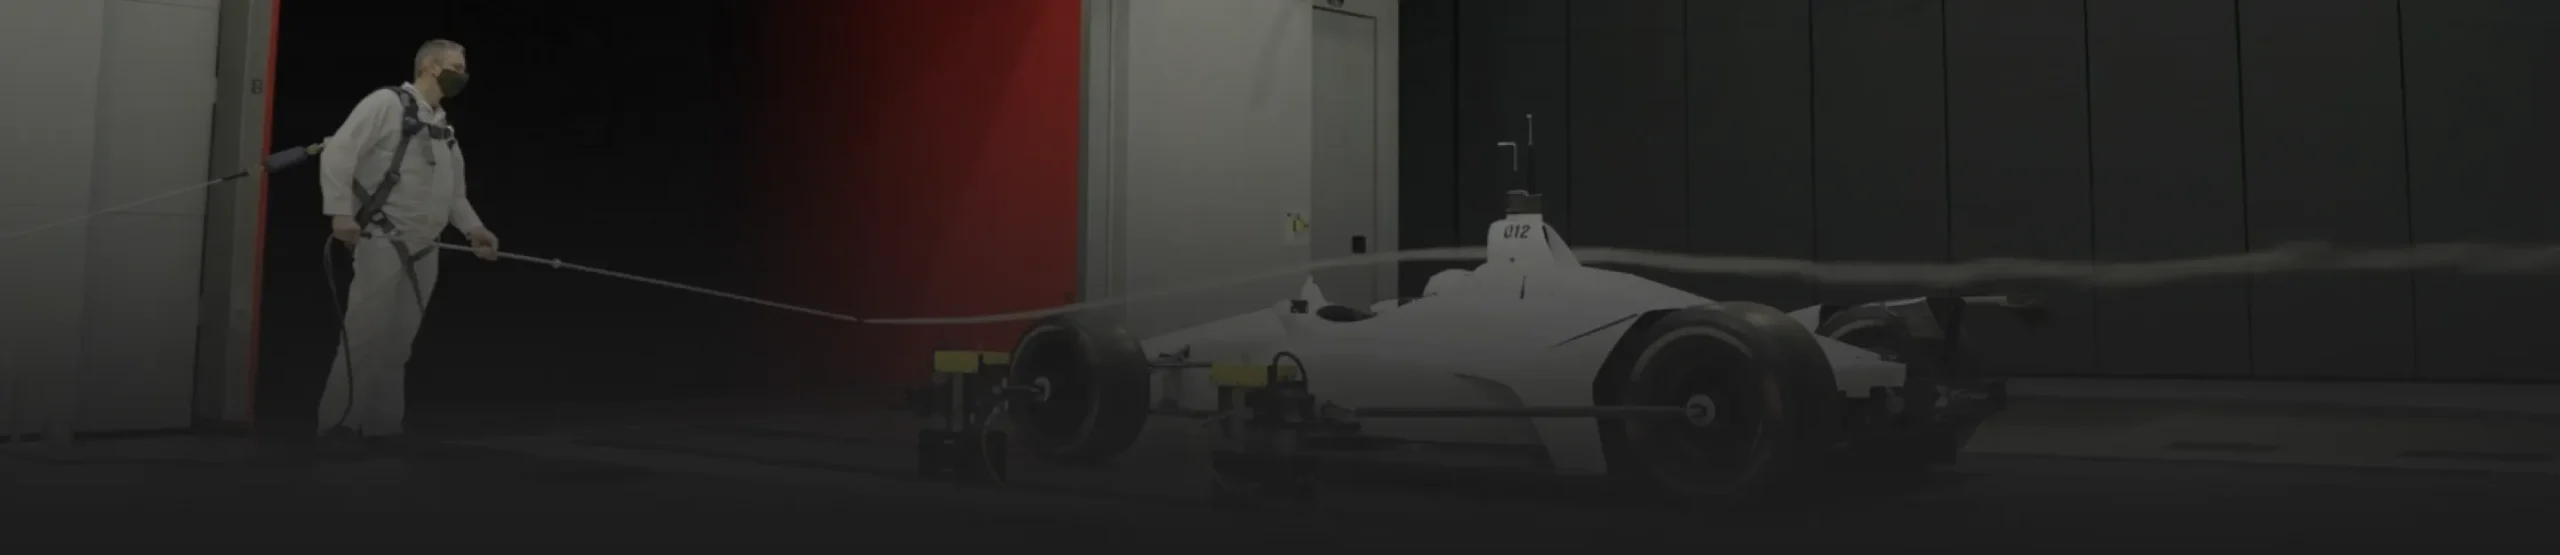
xmin=1816 ymin=303 xmax=1982 ymax=471
xmin=1606 ymin=302 xmax=1839 ymax=507
xmin=1007 ymin=314 xmax=1155 ymax=465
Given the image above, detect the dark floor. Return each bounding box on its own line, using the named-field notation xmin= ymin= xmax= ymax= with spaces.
xmin=5 ymin=400 xmax=2555 ymax=547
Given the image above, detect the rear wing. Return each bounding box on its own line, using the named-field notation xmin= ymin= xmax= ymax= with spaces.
xmin=1819 ymin=295 xmax=2048 ymax=340
xmin=1907 ymin=295 xmax=2046 ymax=350
xmin=1826 ymin=295 xmax=2051 ymax=376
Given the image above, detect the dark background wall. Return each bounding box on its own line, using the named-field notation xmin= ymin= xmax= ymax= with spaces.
xmin=260 ymin=0 xmax=1078 ymax=426
xmin=1399 ymin=0 xmax=2560 ymax=382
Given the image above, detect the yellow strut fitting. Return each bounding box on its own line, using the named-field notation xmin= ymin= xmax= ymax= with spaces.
xmin=1208 ymin=362 xmax=1303 ymax=388
xmin=930 ymin=350 xmax=1010 ymax=374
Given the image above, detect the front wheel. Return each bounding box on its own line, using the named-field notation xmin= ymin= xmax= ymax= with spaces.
xmin=1007 ymin=314 xmax=1156 ymax=465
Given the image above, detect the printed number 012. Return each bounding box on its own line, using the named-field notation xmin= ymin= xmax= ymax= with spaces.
xmin=1501 ymin=224 xmax=1535 ymax=239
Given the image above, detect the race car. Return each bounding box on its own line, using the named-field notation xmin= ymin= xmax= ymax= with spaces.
xmin=938 ymin=191 xmax=2039 ymax=506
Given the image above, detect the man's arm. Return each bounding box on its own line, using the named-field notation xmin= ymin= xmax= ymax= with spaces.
xmin=450 ymin=146 xmax=487 ymax=236
xmin=317 ymin=90 xmax=403 ymax=217
xmin=449 ymin=146 xmax=499 ymax=261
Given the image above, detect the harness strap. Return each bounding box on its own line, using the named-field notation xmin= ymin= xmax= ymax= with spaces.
xmin=387 ymin=240 xmax=431 ymax=310
xmin=351 ymin=86 xmax=428 ymax=233
xmin=345 ymin=86 xmax=441 ymax=308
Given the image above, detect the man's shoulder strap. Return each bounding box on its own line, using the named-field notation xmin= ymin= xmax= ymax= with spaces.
xmin=380 ymin=86 xmax=424 ymax=136
xmin=352 ymin=85 xmax=430 ymax=224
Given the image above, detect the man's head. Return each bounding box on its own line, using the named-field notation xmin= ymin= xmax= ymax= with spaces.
xmin=413 ymin=39 xmax=469 ymax=102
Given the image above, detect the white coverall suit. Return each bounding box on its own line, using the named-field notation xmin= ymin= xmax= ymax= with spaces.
xmin=314 ymin=82 xmax=486 ymax=436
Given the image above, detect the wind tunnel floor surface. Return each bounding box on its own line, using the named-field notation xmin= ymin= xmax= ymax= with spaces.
xmin=4 ymin=397 xmax=2558 ymax=547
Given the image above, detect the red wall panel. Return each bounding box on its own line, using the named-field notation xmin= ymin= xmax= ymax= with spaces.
xmin=756 ymin=0 xmax=1081 ymax=390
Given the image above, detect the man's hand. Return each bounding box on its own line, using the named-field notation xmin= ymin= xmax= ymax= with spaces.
xmin=466 ymin=228 xmax=501 ymax=261
xmin=331 ymin=216 xmax=363 ymax=247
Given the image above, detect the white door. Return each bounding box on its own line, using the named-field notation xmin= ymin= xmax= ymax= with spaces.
xmin=1311 ymin=6 xmax=1382 ymax=308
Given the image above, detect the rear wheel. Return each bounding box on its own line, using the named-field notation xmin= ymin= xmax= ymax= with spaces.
xmin=1607 ymin=302 xmax=1838 ymax=507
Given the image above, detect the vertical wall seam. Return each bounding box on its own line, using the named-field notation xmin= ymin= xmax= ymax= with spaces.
xmin=1939 ymin=0 xmax=1954 ymax=267
xmin=1806 ymin=0 xmax=1821 ymax=302
xmin=1449 ymin=0 xmax=1464 ymax=254
xmin=1078 ymin=0 xmax=1095 ymax=304
xmin=2082 ymin=0 xmax=2101 ymax=374
xmin=2395 ymin=0 xmax=2419 ymax=379
xmin=1682 ymin=0 xmax=1693 ymax=256
xmin=1110 ymin=0 xmax=1130 ymax=303
xmin=2232 ymin=0 xmax=2256 ymax=377
xmin=1561 ymin=3 xmax=1573 ymax=233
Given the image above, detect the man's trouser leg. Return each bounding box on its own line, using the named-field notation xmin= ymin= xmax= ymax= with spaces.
xmin=316 ymin=238 xmax=439 ymax=436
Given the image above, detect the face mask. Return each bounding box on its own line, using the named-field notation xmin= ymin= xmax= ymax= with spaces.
xmin=436 ymin=68 xmax=469 ymax=98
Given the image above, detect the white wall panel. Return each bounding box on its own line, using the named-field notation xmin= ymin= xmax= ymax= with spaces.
xmin=0 ymin=0 xmax=108 ymax=211
xmin=79 ymin=214 xmax=208 ymax=431
xmin=0 ymin=0 xmax=221 ymax=436
xmin=0 ymin=205 xmax=94 ymax=440
xmin=93 ymin=0 xmax=222 ymax=217
xmin=0 ymin=0 xmax=107 ymax=441
xmin=77 ymin=0 xmax=222 ymax=432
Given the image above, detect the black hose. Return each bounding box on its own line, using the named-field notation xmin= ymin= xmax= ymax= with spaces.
xmin=321 ymin=235 xmax=357 ymax=433
xmin=1269 ymin=351 xmax=1310 ymax=385
xmin=980 ymin=400 xmax=1008 ymax=484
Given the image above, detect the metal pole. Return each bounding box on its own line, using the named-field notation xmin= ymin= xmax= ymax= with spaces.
xmin=1348 ymin=406 xmax=1689 ymax=419
xmin=948 ymin=375 xmax=968 ymax=433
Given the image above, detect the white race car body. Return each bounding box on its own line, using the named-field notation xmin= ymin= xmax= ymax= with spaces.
xmin=1138 ymin=212 xmax=1921 ymax=476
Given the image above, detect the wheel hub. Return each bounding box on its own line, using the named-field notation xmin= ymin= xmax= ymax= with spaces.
xmin=1682 ymin=393 xmax=1718 ymax=428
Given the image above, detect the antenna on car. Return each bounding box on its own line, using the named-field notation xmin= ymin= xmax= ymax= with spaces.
xmin=1495 ymin=113 xmax=1538 ymax=196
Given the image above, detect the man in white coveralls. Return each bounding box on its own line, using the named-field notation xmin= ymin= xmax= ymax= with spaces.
xmin=314 ymin=38 xmax=502 ymax=452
